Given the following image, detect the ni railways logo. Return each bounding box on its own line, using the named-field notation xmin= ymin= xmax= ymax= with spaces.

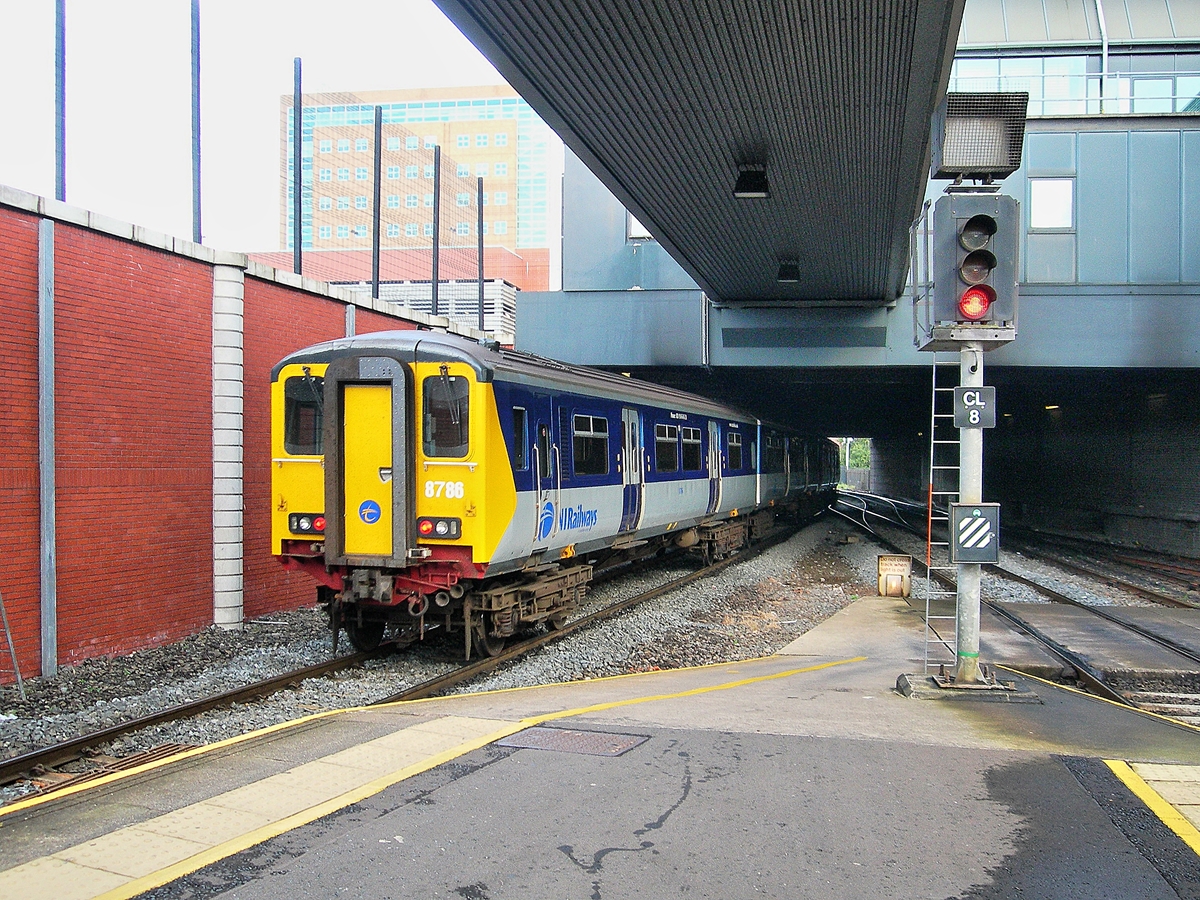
xmin=537 ymin=500 xmax=599 ymax=541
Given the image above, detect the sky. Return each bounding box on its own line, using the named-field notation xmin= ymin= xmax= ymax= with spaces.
xmin=0 ymin=0 xmax=514 ymax=252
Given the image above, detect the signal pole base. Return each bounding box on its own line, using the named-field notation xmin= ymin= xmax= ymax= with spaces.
xmin=896 ymin=670 xmax=1039 ymax=703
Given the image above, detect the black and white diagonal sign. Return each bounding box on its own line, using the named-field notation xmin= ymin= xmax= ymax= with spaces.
xmin=949 ymin=503 xmax=1000 ymax=563
xmin=958 ymin=516 xmax=993 ymax=548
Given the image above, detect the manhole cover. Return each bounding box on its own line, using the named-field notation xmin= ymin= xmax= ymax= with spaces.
xmin=497 ymin=727 xmax=648 ymax=757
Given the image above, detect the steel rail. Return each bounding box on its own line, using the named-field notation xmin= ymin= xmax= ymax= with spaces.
xmin=0 ymin=650 xmax=373 ymax=785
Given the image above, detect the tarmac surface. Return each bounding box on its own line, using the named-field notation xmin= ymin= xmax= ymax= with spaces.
xmin=5 ymin=594 xmax=1200 ymax=899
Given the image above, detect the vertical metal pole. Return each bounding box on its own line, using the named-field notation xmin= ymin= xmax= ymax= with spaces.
xmin=292 ymin=57 xmax=302 ymax=275
xmin=191 ymin=0 xmax=202 ymax=244
xmin=431 ymin=145 xmax=441 ymax=316
xmin=477 ymin=176 xmax=485 ymax=332
xmin=371 ymin=106 xmax=382 ymax=300
xmin=39 ymin=220 xmax=58 ymax=677
xmin=954 ymin=343 xmax=984 ymax=684
xmin=54 ymin=0 xmax=66 ymax=201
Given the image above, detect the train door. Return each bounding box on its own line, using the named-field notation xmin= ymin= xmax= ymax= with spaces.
xmin=619 ymin=407 xmax=644 ymax=533
xmin=706 ymin=420 xmax=722 ymax=515
xmin=321 ymin=354 xmax=411 ymax=569
xmin=784 ymin=437 xmax=792 ymax=495
xmin=532 ymin=413 xmax=559 ymax=548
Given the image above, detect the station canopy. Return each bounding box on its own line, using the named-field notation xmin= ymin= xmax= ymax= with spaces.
xmin=435 ymin=0 xmax=967 ymax=305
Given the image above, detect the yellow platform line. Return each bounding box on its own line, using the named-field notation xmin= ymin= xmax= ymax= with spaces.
xmin=2 ymin=655 xmax=866 ymax=900
xmin=1105 ymin=760 xmax=1200 ymax=856
xmin=520 ymin=655 xmax=866 ymax=726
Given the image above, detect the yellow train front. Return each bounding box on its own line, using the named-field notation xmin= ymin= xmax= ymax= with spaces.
xmin=272 ymin=331 xmax=543 ymax=658
xmin=272 ymin=330 xmax=837 ymax=658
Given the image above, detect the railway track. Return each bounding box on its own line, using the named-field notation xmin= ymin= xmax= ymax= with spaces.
xmin=1005 ymin=528 xmax=1199 ymax=609
xmin=833 ymin=492 xmax=1200 ymax=725
xmin=1 ymin=524 xmax=801 ymax=801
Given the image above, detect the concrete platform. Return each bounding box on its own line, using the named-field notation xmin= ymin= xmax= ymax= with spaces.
xmin=3 ymin=596 xmax=1200 ymax=899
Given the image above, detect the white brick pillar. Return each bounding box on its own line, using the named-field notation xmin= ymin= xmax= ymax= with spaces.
xmin=212 ymin=264 xmax=245 ymax=629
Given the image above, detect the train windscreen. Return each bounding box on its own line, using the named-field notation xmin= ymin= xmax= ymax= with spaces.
xmin=284 ymin=375 xmax=324 ymax=455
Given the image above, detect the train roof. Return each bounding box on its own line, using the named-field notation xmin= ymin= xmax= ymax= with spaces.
xmin=274 ymin=329 xmax=763 ymax=425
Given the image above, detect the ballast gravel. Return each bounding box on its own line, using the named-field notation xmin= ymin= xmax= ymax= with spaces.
xmin=0 ymin=519 xmax=880 ymax=805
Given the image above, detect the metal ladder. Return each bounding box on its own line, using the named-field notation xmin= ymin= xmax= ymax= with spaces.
xmin=0 ymin=588 xmax=26 ymax=701
xmin=924 ymin=355 xmax=960 ymax=673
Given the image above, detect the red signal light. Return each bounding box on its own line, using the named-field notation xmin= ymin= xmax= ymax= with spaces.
xmin=418 ymin=519 xmax=435 ymax=535
xmin=312 ymin=516 xmax=326 ymax=532
xmin=958 ymin=285 xmax=995 ymax=321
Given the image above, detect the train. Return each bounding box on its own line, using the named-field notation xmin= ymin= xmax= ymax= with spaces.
xmin=271 ymin=330 xmax=838 ymax=657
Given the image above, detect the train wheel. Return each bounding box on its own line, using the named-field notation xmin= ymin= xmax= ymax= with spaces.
xmin=472 ymin=619 xmax=505 ymax=657
xmin=547 ymin=613 xmax=567 ymax=631
xmin=345 ymin=618 xmax=385 ymax=652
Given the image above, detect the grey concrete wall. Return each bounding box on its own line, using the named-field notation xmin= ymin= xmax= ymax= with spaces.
xmin=984 ymin=369 xmax=1200 ymax=559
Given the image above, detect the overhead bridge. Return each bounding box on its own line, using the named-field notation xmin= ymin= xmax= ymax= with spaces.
xmin=435 ymin=0 xmax=965 ymax=307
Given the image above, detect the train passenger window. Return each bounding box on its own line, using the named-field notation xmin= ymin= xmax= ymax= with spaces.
xmin=284 ymin=375 xmax=324 ymax=455
xmin=537 ymin=423 xmax=551 ymax=479
xmin=655 ymin=423 xmax=679 ymax=473
xmin=422 ymin=371 xmax=470 ymax=458
xmin=512 ymin=407 xmax=529 ymax=470
xmin=765 ymin=436 xmax=785 ymax=473
xmin=727 ymin=432 xmax=743 ymax=471
xmin=681 ymin=427 xmax=702 ymax=471
xmin=573 ymin=414 xmax=609 ymax=476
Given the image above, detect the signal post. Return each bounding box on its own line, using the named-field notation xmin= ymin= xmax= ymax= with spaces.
xmin=919 ymin=92 xmax=1027 ymax=687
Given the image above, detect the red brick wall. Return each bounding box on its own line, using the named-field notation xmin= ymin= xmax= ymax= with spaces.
xmin=53 ymin=224 xmax=216 ymax=664
xmin=0 ymin=208 xmax=43 ymax=680
xmin=0 ymin=203 xmax=431 ymax=680
xmin=241 ymin=280 xmax=416 ymax=618
xmin=356 ymin=308 xmax=418 ymax=335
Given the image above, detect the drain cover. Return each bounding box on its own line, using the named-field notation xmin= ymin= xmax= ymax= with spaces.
xmin=497 ymin=727 xmax=648 ymax=757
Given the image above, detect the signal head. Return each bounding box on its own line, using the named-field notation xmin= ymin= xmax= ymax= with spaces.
xmin=958 ymin=214 xmax=997 ymax=252
xmin=958 ymin=284 xmax=996 ymax=321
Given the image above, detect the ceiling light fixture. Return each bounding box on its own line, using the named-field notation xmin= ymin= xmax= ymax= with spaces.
xmin=733 ymin=165 xmax=769 ymax=199
xmin=777 ymin=260 xmax=799 ymax=283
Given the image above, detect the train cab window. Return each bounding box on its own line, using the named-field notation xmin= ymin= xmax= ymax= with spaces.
xmin=422 ymin=372 xmax=470 ymax=458
xmin=681 ymin=427 xmax=702 ymax=471
xmin=655 ymin=423 xmax=679 ymax=473
xmin=573 ymin=414 xmax=609 ymax=476
xmin=512 ymin=407 xmax=529 ymax=470
xmin=727 ymin=432 xmax=743 ymax=471
xmin=284 ymin=375 xmax=324 ymax=455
